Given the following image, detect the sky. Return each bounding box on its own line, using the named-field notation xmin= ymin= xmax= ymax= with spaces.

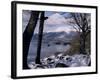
xmin=22 ymin=10 xmax=76 ymax=34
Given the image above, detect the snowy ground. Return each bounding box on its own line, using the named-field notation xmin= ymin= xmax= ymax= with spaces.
xmin=28 ymin=54 xmax=91 ymax=69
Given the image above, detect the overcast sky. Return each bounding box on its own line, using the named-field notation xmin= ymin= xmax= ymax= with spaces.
xmin=22 ymin=10 xmax=76 ymax=34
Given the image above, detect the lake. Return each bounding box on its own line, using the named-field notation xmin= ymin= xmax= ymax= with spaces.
xmin=28 ymin=41 xmax=71 ymax=63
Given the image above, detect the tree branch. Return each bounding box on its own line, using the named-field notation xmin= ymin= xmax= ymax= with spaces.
xmin=71 ymin=13 xmax=83 ymax=30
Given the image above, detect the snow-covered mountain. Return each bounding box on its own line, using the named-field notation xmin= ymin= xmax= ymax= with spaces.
xmin=32 ymin=31 xmax=77 ymax=43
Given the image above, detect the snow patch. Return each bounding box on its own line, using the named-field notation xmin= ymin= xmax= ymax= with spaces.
xmin=28 ymin=54 xmax=91 ymax=69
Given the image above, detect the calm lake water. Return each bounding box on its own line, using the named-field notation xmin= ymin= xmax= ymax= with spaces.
xmin=28 ymin=41 xmax=71 ymax=63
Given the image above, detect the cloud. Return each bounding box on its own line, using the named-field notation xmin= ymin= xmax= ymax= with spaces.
xmin=45 ymin=13 xmax=66 ymax=25
xmin=22 ymin=11 xmax=75 ymax=34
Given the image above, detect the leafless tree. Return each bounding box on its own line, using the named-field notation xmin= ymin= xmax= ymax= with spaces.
xmin=35 ymin=11 xmax=47 ymax=64
xmin=23 ymin=11 xmax=40 ymax=69
xmin=23 ymin=11 xmax=48 ymax=69
xmin=71 ymin=13 xmax=91 ymax=54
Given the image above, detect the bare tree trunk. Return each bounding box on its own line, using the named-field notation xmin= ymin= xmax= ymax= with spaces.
xmin=71 ymin=13 xmax=90 ymax=55
xmin=23 ymin=11 xmax=40 ymax=69
xmin=80 ymin=33 xmax=87 ymax=54
xmin=35 ymin=11 xmax=45 ymax=64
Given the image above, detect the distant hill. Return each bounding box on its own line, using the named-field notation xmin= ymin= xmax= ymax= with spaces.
xmin=32 ymin=31 xmax=78 ymax=43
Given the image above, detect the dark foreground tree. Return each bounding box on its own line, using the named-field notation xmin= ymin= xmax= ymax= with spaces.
xmin=35 ymin=11 xmax=48 ymax=64
xmin=71 ymin=13 xmax=91 ymax=54
xmin=23 ymin=11 xmax=40 ymax=69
